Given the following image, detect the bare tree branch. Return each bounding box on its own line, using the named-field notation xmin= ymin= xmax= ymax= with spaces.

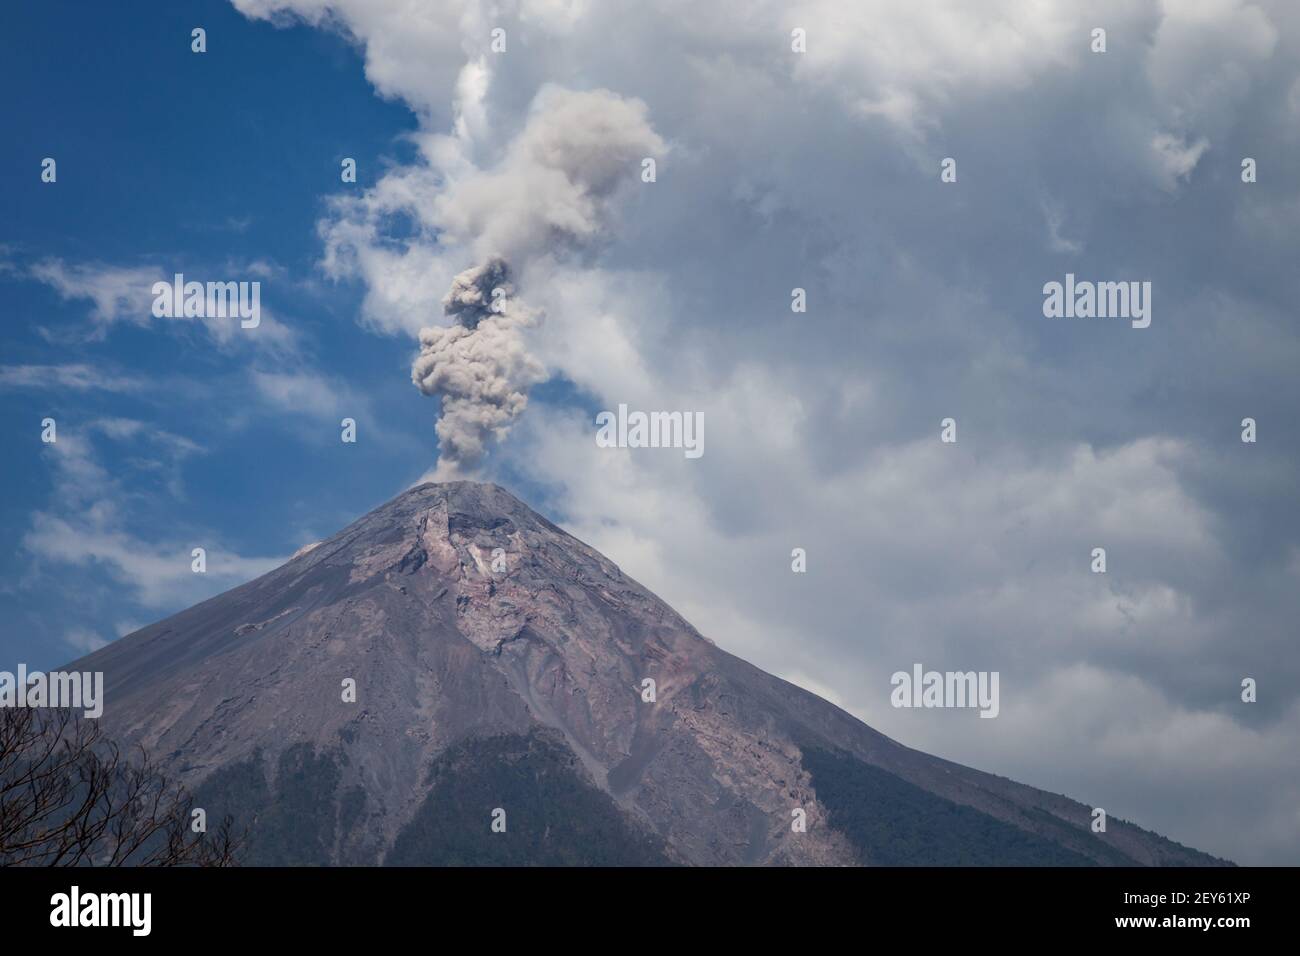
xmin=0 ymin=707 xmax=242 ymax=867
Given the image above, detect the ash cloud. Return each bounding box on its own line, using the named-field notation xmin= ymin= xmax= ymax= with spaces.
xmin=409 ymin=87 xmax=665 ymax=476
xmin=432 ymin=85 xmax=667 ymax=264
xmin=440 ymin=257 xmax=510 ymax=330
xmin=411 ymin=259 xmax=544 ymax=477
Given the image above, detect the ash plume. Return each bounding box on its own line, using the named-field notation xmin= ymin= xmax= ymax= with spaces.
xmin=411 ymin=258 xmax=544 ymax=477
xmin=409 ymin=87 xmax=666 ymax=476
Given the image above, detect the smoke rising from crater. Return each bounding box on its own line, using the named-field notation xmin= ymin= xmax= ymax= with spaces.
xmin=411 ymin=259 xmax=545 ymax=478
xmin=409 ymin=87 xmax=665 ymax=477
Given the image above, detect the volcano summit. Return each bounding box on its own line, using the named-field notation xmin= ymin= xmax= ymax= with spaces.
xmin=69 ymin=482 xmax=1227 ymax=866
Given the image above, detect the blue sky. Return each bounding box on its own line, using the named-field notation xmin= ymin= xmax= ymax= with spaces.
xmin=0 ymin=1 xmax=469 ymax=666
xmin=2 ymin=0 xmax=1299 ymax=863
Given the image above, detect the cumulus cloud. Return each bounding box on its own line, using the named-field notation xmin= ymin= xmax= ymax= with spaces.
xmin=506 ymin=403 xmax=1300 ymax=864
xmin=231 ymin=0 xmax=1300 ymax=863
xmin=233 ymin=0 xmax=470 ymax=119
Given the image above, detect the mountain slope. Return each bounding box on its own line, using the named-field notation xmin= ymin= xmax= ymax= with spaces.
xmin=72 ymin=481 xmax=1229 ymax=866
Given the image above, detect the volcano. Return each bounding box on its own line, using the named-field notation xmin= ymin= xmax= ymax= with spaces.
xmin=72 ymin=481 xmax=1228 ymax=866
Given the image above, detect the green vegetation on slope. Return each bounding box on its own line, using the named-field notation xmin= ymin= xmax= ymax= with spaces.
xmin=192 ymin=744 xmax=349 ymax=866
xmin=801 ymin=746 xmax=1106 ymax=866
xmin=194 ymin=730 xmax=668 ymax=866
xmin=386 ymin=730 xmax=669 ymax=866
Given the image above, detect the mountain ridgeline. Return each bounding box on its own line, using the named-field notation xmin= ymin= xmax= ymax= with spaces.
xmin=73 ymin=482 xmax=1229 ymax=866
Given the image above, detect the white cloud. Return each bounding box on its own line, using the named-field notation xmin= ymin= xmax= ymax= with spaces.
xmin=63 ymin=627 xmax=109 ymax=655
xmin=1147 ymin=0 xmax=1279 ymax=128
xmin=230 ymin=0 xmax=1300 ymax=864
xmin=25 ymin=513 xmax=282 ymax=609
xmin=1150 ymin=131 xmax=1210 ymax=190
xmin=507 ymin=404 xmax=1298 ymax=861
xmin=233 ymin=0 xmax=470 ymax=119
xmin=250 ymin=368 xmax=353 ymax=419
xmin=1041 ymin=197 xmax=1084 ymax=254
xmin=319 ymin=84 xmax=665 ymax=338
xmin=426 ymin=85 xmax=666 ymax=262
xmin=29 ymin=260 xmax=159 ymax=330
xmin=27 ymin=258 xmax=297 ymax=350
xmin=23 ymin=420 xmax=283 ymax=610
xmin=0 ymin=363 xmax=144 ymax=392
